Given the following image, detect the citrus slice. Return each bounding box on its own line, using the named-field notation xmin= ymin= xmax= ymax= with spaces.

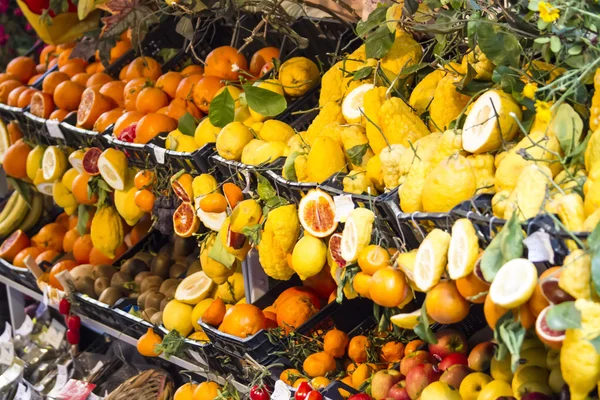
xmin=195 ymin=196 xmax=227 ymax=232
xmin=42 ymin=146 xmax=68 ymax=181
xmin=171 ymin=172 xmax=194 ymax=203
xmin=68 ymin=149 xmax=86 ymax=173
xmin=174 ymin=271 xmax=215 ymax=305
xmin=447 ymin=218 xmax=480 ymax=280
xmin=98 ymin=148 xmax=127 ymax=191
xmin=82 ymin=147 xmax=102 ymax=176
xmin=462 ymin=89 xmax=523 ymax=154
xmin=0 ymin=230 xmax=30 ymax=262
xmin=77 ymin=88 xmax=113 ymax=129
xmin=413 ymin=229 xmax=451 ymax=291
xmin=298 ymin=189 xmax=338 ymax=238
xmin=328 ymin=233 xmax=346 ymax=268
xmin=173 ymin=202 xmax=200 ymax=238
xmin=26 ymin=145 xmax=45 ymax=181
xmin=390 ymin=309 xmax=424 ymax=329
xmin=0 ymin=120 xmax=10 ymax=163
xmin=489 ymin=258 xmax=538 ymax=308
xmin=34 ymin=169 xmax=53 ymax=195
xmin=535 ymin=306 xmax=566 ymax=349
xmin=340 ymin=208 xmax=375 ymax=263
xmin=342 ymin=83 xmax=375 ymax=124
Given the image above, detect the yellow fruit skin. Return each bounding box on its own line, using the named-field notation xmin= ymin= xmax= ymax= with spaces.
xmin=195 ymin=118 xmax=221 ymax=147
xmin=343 ymin=169 xmax=377 ymax=195
xmin=192 ymin=174 xmax=217 ymax=198
xmin=307 ymin=136 xmax=347 ymax=183
xmin=278 ymin=57 xmax=320 ymax=97
xmin=378 ymin=97 xmax=431 ymax=152
xmin=459 ymin=372 xmax=493 ymax=400
xmin=584 ymin=208 xmax=600 ymax=232
xmin=241 ymin=139 xmax=287 ymax=165
xmin=366 ymin=154 xmax=384 ymax=191
xmin=291 ymin=235 xmax=327 ymax=280
xmin=201 ymin=233 xmax=237 ymax=284
xmin=504 ymin=164 xmax=552 ymax=221
xmin=462 ymin=46 xmax=495 ymax=80
xmin=163 ymin=299 xmax=194 ymax=337
xmin=590 ymin=70 xmax=600 ymax=132
xmin=218 ymin=218 xmax=250 ymax=261
xmin=364 ymin=86 xmax=388 ymax=155
xmin=230 ymin=199 xmax=262 ymax=233
xmin=409 ymin=70 xmax=445 ymax=116
xmin=559 ymin=249 xmax=592 ymax=300
xmin=257 ymin=204 xmax=299 ymax=280
xmin=114 ymin=182 xmax=144 ymax=226
xmin=90 ymin=206 xmax=124 ymax=258
xmin=259 ymin=120 xmax=295 ymax=143
xmin=26 ymin=145 xmax=45 ymax=181
xmin=467 ymin=154 xmax=496 ymax=194
xmin=422 ymin=155 xmax=476 ymax=212
xmin=429 ymin=73 xmax=471 ymax=132
xmin=294 ymin=154 xmax=309 ymax=182
xmin=191 ymin=299 xmax=213 ymax=331
xmin=380 ymin=30 xmax=423 ymax=77
xmin=492 ymin=190 xmax=510 ymax=218
xmin=420 ymin=381 xmax=461 ymax=400
xmin=215 ymin=272 xmax=245 ymax=304
xmin=552 ymin=193 xmax=585 ymax=249
xmin=561 ymin=328 xmax=600 ymax=400
xmin=319 ymin=46 xmax=367 ymax=106
xmin=338 ymin=125 xmax=373 ymax=169
xmin=216 ymin=122 xmax=254 ymax=161
xmin=305 ymin=102 xmax=346 ymax=146
xmin=380 ymin=144 xmax=407 ymax=189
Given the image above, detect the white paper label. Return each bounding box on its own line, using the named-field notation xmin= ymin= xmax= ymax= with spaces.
xmin=524 ymin=230 xmax=554 ymax=263
xmin=15 ymin=383 xmax=30 ymax=400
xmin=43 ymin=319 xmax=66 ymax=349
xmin=0 ymin=322 xmax=11 ymax=342
xmin=333 ymin=195 xmax=355 ymax=223
xmin=89 ymin=361 xmax=103 ymax=376
xmin=153 ymin=146 xmax=166 ymax=164
xmin=271 ymin=380 xmax=291 ymax=400
xmin=87 ymin=392 xmax=103 ymax=400
xmin=15 ymin=316 xmax=33 ymax=337
xmin=46 ymin=120 xmax=65 ymax=140
xmin=0 ymin=342 xmax=14 ymax=365
xmin=48 ymin=365 xmax=68 ymax=397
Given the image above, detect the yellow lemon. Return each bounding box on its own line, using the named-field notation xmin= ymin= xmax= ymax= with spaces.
xmin=163 ymin=299 xmax=194 ymax=336
xmin=26 ymin=145 xmax=45 ymax=181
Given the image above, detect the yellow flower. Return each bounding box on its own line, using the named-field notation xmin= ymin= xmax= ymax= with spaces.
xmin=539 ymin=1 xmax=560 ymax=23
xmin=523 ymin=82 xmax=538 ymax=100
xmin=535 ymin=100 xmax=552 ymax=122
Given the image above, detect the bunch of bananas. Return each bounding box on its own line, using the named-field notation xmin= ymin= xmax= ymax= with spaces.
xmin=0 ymin=190 xmax=44 ymax=237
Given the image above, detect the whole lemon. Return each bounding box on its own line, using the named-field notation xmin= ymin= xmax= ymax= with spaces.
xmin=215 ymin=272 xmax=245 ymax=304
xmin=292 ymin=235 xmax=327 ymax=280
xmin=278 ymin=57 xmax=320 ymax=97
xmin=230 ymin=199 xmax=262 ymax=233
xmin=163 ymin=299 xmax=194 ymax=336
xmin=194 ymin=118 xmax=221 ymax=147
xmin=215 ymin=122 xmax=254 ymax=161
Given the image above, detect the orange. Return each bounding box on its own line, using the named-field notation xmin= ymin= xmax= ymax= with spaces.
xmin=32 ymin=223 xmax=68 ymax=252
xmin=0 ymin=73 xmax=17 ymax=84
xmin=348 ymin=335 xmax=370 ymax=363
xmin=192 ymin=382 xmax=221 ymax=400
xmin=483 ymin=294 xmax=534 ymax=330
xmin=119 ymin=65 xmax=129 ymax=81
xmin=192 ymin=76 xmax=225 ymax=113
xmin=57 ymin=49 xmax=78 ymax=68
xmin=109 ymin=39 xmax=132 ymax=63
xmin=201 ymin=297 xmax=227 ymax=326
xmin=54 ymin=80 xmax=85 ymax=111
xmin=59 ymin=60 xmax=87 ymax=78
xmin=89 ymin=243 xmax=127 ymax=265
xmin=62 ymin=228 xmax=81 ymax=253
xmin=125 ymin=57 xmax=162 ymax=81
xmin=40 ymin=45 xmax=57 ymax=65
xmin=56 ymin=213 xmax=70 ymax=229
xmin=369 ymin=267 xmax=409 ymax=308
xmin=6 ymin=56 xmax=36 ymax=84
xmin=17 ymin=88 xmax=37 ymax=109
xmin=0 ymin=230 xmax=30 ymax=262
xmin=49 ymin=260 xmax=79 ymax=290
xmin=42 ymin=71 xmax=70 ymax=95
xmin=173 ymin=202 xmax=199 ymax=238
xmin=164 ymin=99 xmax=201 ymax=120
xmin=380 ymin=341 xmax=405 ymax=363
xmin=28 ymin=74 xmax=43 ymax=85
xmin=218 ymin=303 xmax=266 ymax=338
xmin=134 ymin=113 xmax=177 ymax=144
xmin=0 ymin=80 xmax=22 ymax=103
xmin=30 ymin=91 xmax=55 ymax=118
xmin=529 ymin=266 xmax=561 ymax=317
xmin=134 ymin=170 xmax=155 ymax=189
xmin=302 ymin=263 xmax=337 ymax=299
xmin=204 ymin=46 xmax=248 ymax=81
xmin=310 ymin=377 xmax=331 ymax=390
xmin=181 ymin=64 xmax=204 ymax=77
xmin=156 ymin=71 xmax=183 ymax=98
xmin=77 ymin=88 xmax=113 ymax=129
xmin=113 ymin=111 xmax=145 ymax=136
xmin=222 ymin=182 xmax=243 ymax=208
xmin=71 ymin=72 xmax=91 ymax=87
xmin=456 ymin=272 xmax=490 ymax=304
xmin=136 ymin=87 xmax=169 ymax=113
xmin=303 ymin=351 xmax=336 ymax=378
xmin=94 ymin=108 xmax=124 ymax=132
xmin=199 ymin=193 xmax=228 ymax=213
xmin=323 ymin=328 xmax=349 ymax=358
xmin=87 ymin=72 xmax=113 ymax=88
xmin=404 ymin=339 xmax=426 ymax=356
xmin=352 ymin=363 xmax=375 ymax=388
xmin=134 ymin=189 xmax=155 ymax=213
xmin=72 ymin=173 xmax=99 ymax=205
xmin=249 ymin=47 xmax=280 ymax=77
xmin=175 ymin=74 xmax=203 ymax=102
xmin=123 ymin=77 xmax=151 ymax=111
xmin=352 ymin=271 xmax=372 ymax=299
xmin=425 ymin=280 xmax=470 ymax=324
xmin=3 ymin=139 xmax=31 ymax=178
xmin=358 ymin=245 xmax=391 ymax=275
xmin=73 ymin=234 xmax=93 ymax=264
xmin=36 ymin=63 xmax=47 ymax=73
xmin=280 ymin=369 xmax=304 ymax=386
xmin=35 ymin=249 xmax=60 ymax=265
xmin=48 ymin=58 xmax=58 ymax=69
xmin=129 ymin=217 xmax=152 ymax=246
xmin=7 ymin=86 xmax=27 ymax=107
xmin=99 ymin=81 xmax=125 ymax=108
xmin=174 ymin=382 xmax=197 ymax=400
xmin=276 ymin=294 xmax=318 ymax=334
xmin=7 ymin=122 xmax=23 ymax=144
xmin=13 ymin=247 xmax=42 ymax=268
xmin=49 ymin=109 xmax=70 ymax=122
xmin=273 ymin=287 xmax=320 ymax=309
xmin=86 ymin=63 xmax=99 ymax=74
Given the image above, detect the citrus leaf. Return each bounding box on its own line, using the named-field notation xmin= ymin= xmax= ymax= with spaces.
xmin=592 ymin=251 xmax=600 ymax=298
xmin=208 ymin=230 xmax=236 ymax=269
xmin=346 ymin=144 xmax=369 ymax=166
xmin=552 ymin=104 xmax=583 ymax=157
xmin=176 ymin=16 xmax=194 ymax=41
xmin=7 ymin=178 xmax=30 ymax=208
xmin=475 ymin=22 xmax=521 ymax=68
xmin=242 ymin=84 xmax=287 ymax=118
xmin=263 ymin=196 xmax=289 ymax=217
xmin=546 ymin=302 xmax=581 ymax=330
xmin=256 ymin=173 xmax=277 ymax=201
xmin=208 ymin=89 xmax=235 ymax=128
xmin=480 ymin=236 xmax=503 ymax=282
xmin=365 ymin=25 xmax=395 ymax=59
xmin=414 ymin=302 xmax=437 ymax=344
xmin=241 ymin=224 xmax=262 ymax=246
xmin=494 ymin=311 xmax=526 ymax=372
xmin=353 ymin=67 xmax=373 ymax=81
xmin=178 ymin=112 xmax=197 ymax=136
xmin=356 ymin=6 xmax=388 ymax=37
xmin=590 ymin=221 xmax=600 ymax=251
xmin=78 ymin=0 xmax=96 ymax=20
xmin=282 ymin=151 xmax=302 ymax=182
xmin=77 ymin=204 xmax=89 ymax=236
xmin=500 ymin=213 xmax=524 ymax=261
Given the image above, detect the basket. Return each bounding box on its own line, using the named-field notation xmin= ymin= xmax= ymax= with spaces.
xmin=211 ymin=154 xmax=285 ymax=189
xmin=147 ymin=137 xmax=217 ymax=175
xmin=106 ymin=131 xmax=153 ymax=169
xmin=266 ymin=170 xmax=318 ymax=202
xmin=59 ymin=113 xmax=110 ymax=150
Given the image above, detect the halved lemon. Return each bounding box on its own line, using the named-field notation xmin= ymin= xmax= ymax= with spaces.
xmin=174 ymin=271 xmax=215 ymax=305
xmin=98 ymin=148 xmax=127 ymax=191
xmin=447 ymin=219 xmax=480 ymax=280
xmin=34 ymin=169 xmax=53 ymax=196
xmin=489 ymin=258 xmax=538 ymax=308
xmin=390 ymin=309 xmax=425 ymax=329
xmin=68 ymin=148 xmax=86 ymax=173
xmin=298 ymin=189 xmax=338 ymax=238
xmin=413 ymin=229 xmax=451 ymax=291
xmin=26 ymin=145 xmax=45 ymax=181
xmin=42 ymin=146 xmax=68 ymax=181
xmin=342 ymin=83 xmax=375 ymax=124
xmin=340 ymin=208 xmax=375 ymax=263
xmin=0 ymin=121 xmax=11 ymax=163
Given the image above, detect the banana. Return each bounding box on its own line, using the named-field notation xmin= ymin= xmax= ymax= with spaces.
xmin=0 ymin=193 xmax=28 ymax=237
xmin=0 ymin=191 xmax=20 ymax=223
xmin=18 ymin=192 xmax=43 ymax=233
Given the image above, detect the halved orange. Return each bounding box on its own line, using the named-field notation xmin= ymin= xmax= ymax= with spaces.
xmin=0 ymin=230 xmax=30 ymax=262
xmin=171 ymin=173 xmax=194 ymax=202
xmin=298 ymin=189 xmax=338 ymax=238
xmin=77 ymin=88 xmax=113 ymax=129
xmin=173 ymin=202 xmax=200 ymax=238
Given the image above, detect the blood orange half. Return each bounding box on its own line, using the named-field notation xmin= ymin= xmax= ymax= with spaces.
xmin=0 ymin=229 xmax=30 ymax=262
xmin=170 ymin=172 xmax=193 ymax=203
xmin=298 ymin=188 xmax=337 ymax=238
xmin=535 ymin=305 xmax=565 ymax=350
xmin=173 ymin=202 xmax=200 ymax=238
xmin=328 ymin=233 xmax=346 ymax=269
xmin=82 ymin=147 xmax=102 ymax=176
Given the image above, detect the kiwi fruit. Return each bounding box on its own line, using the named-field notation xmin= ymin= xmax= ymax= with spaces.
xmin=120 ymin=258 xmax=149 ymax=278
xmin=162 ymin=285 xmax=177 ymax=300
xmin=137 ymin=291 xmax=150 ymax=309
xmin=74 ymin=276 xmax=96 ymax=298
xmin=142 ymin=307 xmax=158 ymax=322
xmin=134 ymin=271 xmax=154 ymax=287
xmin=187 ymin=260 xmax=202 ymax=276
xmin=134 ymin=252 xmax=153 ymax=266
xmin=174 ymin=236 xmax=196 ymax=258
xmin=140 ymin=275 xmax=164 ymax=293
xmin=145 ymin=292 xmax=165 ymax=310
xmin=159 ymin=279 xmax=180 ymax=294
xmin=92 ymin=264 xmax=116 ymax=280
xmin=128 ymin=292 xmax=140 ymax=299
xmin=158 ymin=244 xmax=173 ymax=257
xmin=160 ymin=298 xmax=169 ymax=311
xmin=150 ymin=311 xmax=163 ymax=326
xmin=151 ymin=254 xmax=171 ymax=279
xmin=169 ymin=263 xmax=187 ymax=279
xmin=99 ymin=287 xmax=123 ymax=306
xmin=111 ymin=272 xmax=132 ymax=289
xmin=94 ymin=277 xmax=111 ymax=297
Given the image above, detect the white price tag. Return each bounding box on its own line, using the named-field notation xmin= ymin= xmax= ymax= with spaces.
xmin=271 ymin=380 xmax=291 ymax=400
xmin=333 ymin=195 xmax=355 ymax=223
xmin=15 ymin=383 xmax=30 ymax=400
xmin=87 ymin=393 xmax=103 ymax=400
xmin=43 ymin=319 xmax=66 ymax=349
xmin=15 ymin=315 xmax=33 ymax=337
xmin=524 ymin=230 xmax=554 ymax=263
xmin=45 ymin=120 xmax=65 ymax=140
xmin=153 ymin=146 xmax=166 ymax=164
xmin=48 ymin=365 xmax=68 ymax=397
xmin=0 ymin=342 xmax=14 ymax=365
xmin=0 ymin=322 xmax=11 ymax=343
xmin=89 ymin=361 xmax=103 ymax=376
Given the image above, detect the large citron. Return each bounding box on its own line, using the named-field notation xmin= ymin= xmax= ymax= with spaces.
xmin=90 ymin=205 xmax=124 ymax=258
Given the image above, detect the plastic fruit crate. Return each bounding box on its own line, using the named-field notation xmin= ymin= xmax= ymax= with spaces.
xmin=211 ymin=154 xmax=285 ymax=189
xmin=59 ymin=113 xmax=110 ymax=149
xmin=146 ymin=138 xmax=217 ymax=175
xmin=266 ymin=170 xmax=319 ymax=203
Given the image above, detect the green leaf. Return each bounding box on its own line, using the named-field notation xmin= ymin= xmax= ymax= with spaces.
xmin=241 ymin=224 xmax=262 ymax=246
xmin=589 ymin=336 xmax=600 ymax=354
xmin=96 ymin=179 xmax=113 ymax=193
xmin=568 ymin=45 xmax=582 ymax=55
xmin=480 ymin=237 xmax=503 ymax=282
xmin=208 ymin=231 xmax=236 ymax=269
xmin=365 ymin=25 xmax=395 ymax=59
xmin=178 ymin=112 xmax=197 ymax=137
xmin=208 ymin=89 xmax=235 ymax=128
xmin=263 ymin=196 xmax=289 ymax=217
xmin=476 ymin=22 xmax=521 ymax=67
xmin=546 ymin=302 xmax=581 ymax=330
xmin=156 ymin=48 xmax=179 ymax=65
xmin=175 ymin=16 xmax=194 ymax=41
xmin=353 ymin=67 xmax=374 ymax=81
xmin=453 ymin=62 xmax=476 ymax=91
xmin=77 ymin=204 xmax=89 ymax=236
xmin=282 ymin=151 xmax=303 ymax=182
xmin=242 ymin=84 xmax=287 ymax=118
xmin=78 ymin=0 xmax=95 ymax=20
xmin=256 ymin=173 xmax=277 ymax=201
xmin=550 ymin=36 xmax=561 ymax=53
xmin=7 ymin=178 xmax=31 ymax=208
xmin=552 ymin=104 xmax=583 ymax=157
xmin=528 ymin=0 xmax=539 ymax=11
xmin=534 ymin=38 xmax=551 ymax=44
xmin=414 ymin=302 xmax=437 ymax=344
xmin=592 ymin=251 xmax=600 ymax=298
xmin=495 ymin=311 xmax=526 ymax=372
xmin=356 ymin=6 xmax=389 ymax=37
xmin=492 ymin=66 xmax=524 ymax=94
xmin=590 ymin=221 xmax=600 ymax=250
xmin=500 ymin=213 xmax=524 ymax=261
xmin=346 ymin=144 xmax=369 ymax=166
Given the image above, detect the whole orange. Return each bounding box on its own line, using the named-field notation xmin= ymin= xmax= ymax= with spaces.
xmin=17 ymin=88 xmax=38 ymax=109
xmin=302 ymin=264 xmax=337 ymax=299
xmin=276 ymin=294 xmax=318 ymax=333
xmin=404 ymin=339 xmax=426 ymax=356
xmin=49 ymin=260 xmax=79 ymax=290
xmin=164 ymin=99 xmax=201 ymax=120
xmin=0 ymin=80 xmax=22 ymax=104
xmin=86 ymin=72 xmax=113 ymax=88
xmin=180 ymin=64 xmax=204 ymax=77
xmin=3 ymin=139 xmax=31 ymax=179
xmin=99 ymin=80 xmax=126 ymax=108
xmin=134 ymin=113 xmax=177 ymax=144
xmin=156 ymin=71 xmax=183 ymax=99
xmin=123 ymin=77 xmax=151 ymax=111
xmin=358 ymin=245 xmax=391 ymax=275
xmin=89 ymin=244 xmax=127 ymax=265
xmin=73 ymin=234 xmax=94 ymax=264
xmin=94 ymin=108 xmax=124 ymax=132
xmin=71 ymin=72 xmax=91 ymax=87
xmin=113 ymin=111 xmax=145 ymax=136
xmin=134 ymin=189 xmax=156 ymax=213
xmin=218 ymin=304 xmax=266 ymax=338
xmin=192 ymin=382 xmax=221 ymax=400
xmin=136 ymin=87 xmax=169 ymax=113
xmin=62 ymin=228 xmax=81 ymax=253
xmin=54 ymin=80 xmax=85 ymax=111
xmin=249 ymin=47 xmax=279 ymax=77
xmin=35 ymin=249 xmax=60 ymax=265
xmin=380 ymin=341 xmax=405 ymax=363
xmin=175 ymin=74 xmax=203 ymax=102
xmin=125 ymin=57 xmax=162 ymax=81
xmin=323 ymin=328 xmax=349 ymax=358
xmin=59 ymin=60 xmax=87 ymax=78
xmin=42 ymin=71 xmax=70 ymax=95
xmin=204 ymin=46 xmax=248 ymax=81
xmin=348 ymin=335 xmax=370 ymax=363
xmin=425 ymin=280 xmax=470 ymax=325
xmin=303 ymin=351 xmax=336 ymax=378
xmin=6 ymin=56 xmax=36 ymax=83
xmin=49 ymin=109 xmax=70 ymax=122
xmin=7 ymin=86 xmax=27 ymax=106
xmin=273 ymin=286 xmax=320 ymax=309
xmin=13 ymin=247 xmax=42 ymax=268
xmin=455 ymin=272 xmax=490 ymax=304
xmin=72 ymin=173 xmax=99 ymax=205
xmin=368 ymin=267 xmax=409 ymax=308
xmin=32 ymin=223 xmax=68 ymax=252
xmin=192 ymin=76 xmax=225 ymax=113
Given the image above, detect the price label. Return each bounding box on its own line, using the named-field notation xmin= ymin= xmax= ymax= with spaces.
xmin=14 ymin=383 xmax=30 ymax=400
xmin=524 ymin=230 xmax=554 ymax=263
xmin=46 ymin=120 xmax=65 ymax=140
xmin=89 ymin=361 xmax=103 ymax=376
xmin=43 ymin=319 xmax=66 ymax=349
xmin=0 ymin=342 xmax=14 ymax=365
xmin=333 ymin=195 xmax=355 ymax=223
xmin=87 ymin=392 xmax=103 ymax=400
xmin=0 ymin=322 xmax=11 ymax=342
xmin=48 ymin=364 xmax=68 ymax=397
xmin=271 ymin=380 xmax=291 ymax=400
xmin=15 ymin=315 xmax=33 ymax=337
xmin=153 ymin=146 xmax=166 ymax=164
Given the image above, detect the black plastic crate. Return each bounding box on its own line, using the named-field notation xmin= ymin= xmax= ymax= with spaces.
xmin=0 ymin=259 xmax=41 ymax=293
xmin=75 ymin=293 xmax=123 ymax=330
xmin=106 ymin=133 xmax=152 ymax=168
xmin=59 ymin=113 xmax=110 ymax=149
xmin=211 ymin=154 xmax=284 ymax=189
xmin=266 ymin=170 xmax=318 ymax=203
xmin=147 ymin=138 xmax=217 ymax=174
xmin=0 ymin=103 xmax=29 ymax=129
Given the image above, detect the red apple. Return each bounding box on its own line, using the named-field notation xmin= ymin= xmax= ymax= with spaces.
xmin=371 ymin=370 xmax=403 ymax=400
xmin=405 ymin=363 xmax=441 ymax=399
xmin=468 ymin=342 xmax=497 ymax=372
xmin=439 ymin=364 xmax=471 ymax=388
xmin=438 ymin=352 xmax=469 ymax=371
xmin=400 ymin=350 xmax=436 ymax=376
xmin=428 ymin=329 xmax=468 ymax=359
xmin=388 ymin=383 xmax=411 ymax=400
